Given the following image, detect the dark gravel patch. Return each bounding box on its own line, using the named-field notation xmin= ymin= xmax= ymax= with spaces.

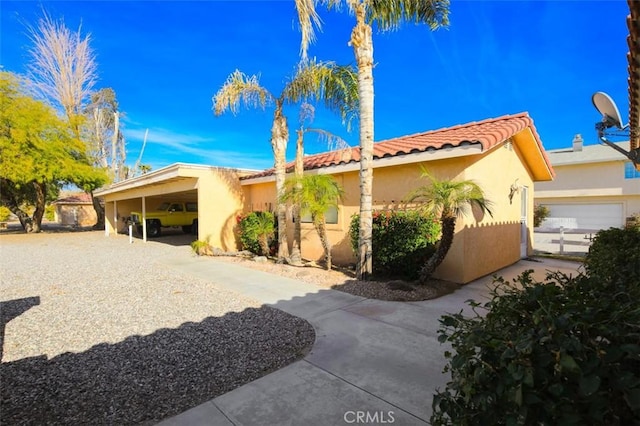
xmin=331 ymin=278 xmax=460 ymax=302
xmin=1 ymin=307 xmax=314 ymax=425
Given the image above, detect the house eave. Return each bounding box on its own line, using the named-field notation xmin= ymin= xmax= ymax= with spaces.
xmin=240 ymin=143 xmax=484 ymax=185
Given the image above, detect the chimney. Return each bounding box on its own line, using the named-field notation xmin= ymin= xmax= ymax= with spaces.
xmin=572 ymin=134 xmax=583 ymax=152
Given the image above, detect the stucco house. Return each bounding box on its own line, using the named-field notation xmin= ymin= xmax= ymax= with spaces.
xmin=95 ymin=112 xmax=554 ymax=284
xmin=53 ymin=192 xmax=98 ymax=227
xmin=534 ymin=135 xmax=640 ymax=231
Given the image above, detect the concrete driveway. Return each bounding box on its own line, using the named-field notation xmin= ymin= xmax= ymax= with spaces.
xmin=158 ymin=257 xmax=582 ymax=425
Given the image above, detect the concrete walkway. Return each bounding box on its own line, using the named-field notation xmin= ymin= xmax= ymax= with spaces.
xmin=157 ymin=257 xmax=582 ymax=426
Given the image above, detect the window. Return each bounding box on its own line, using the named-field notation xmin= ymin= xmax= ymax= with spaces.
xmin=169 ymin=203 xmax=183 ymax=212
xmin=300 ymin=206 xmax=339 ymax=224
xmin=186 ymin=202 xmax=198 ymax=212
xmin=624 ymin=162 xmax=640 ymax=179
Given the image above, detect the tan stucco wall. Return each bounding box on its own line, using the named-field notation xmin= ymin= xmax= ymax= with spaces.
xmin=243 ymin=141 xmax=536 ymax=283
xmin=455 ymin=142 xmax=535 ymax=283
xmin=101 ymin=167 xmax=244 ymax=249
xmin=197 ymin=168 xmax=245 ymax=251
xmin=55 ymin=204 xmax=97 ymax=226
xmin=535 ymin=160 xmax=640 ymax=219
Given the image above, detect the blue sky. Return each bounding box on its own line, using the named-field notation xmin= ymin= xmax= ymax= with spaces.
xmin=0 ymin=0 xmax=631 ymax=171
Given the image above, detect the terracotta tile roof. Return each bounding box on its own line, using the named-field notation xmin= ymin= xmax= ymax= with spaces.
xmin=242 ymin=112 xmax=549 ymax=179
xmin=54 ymin=192 xmax=93 ymax=204
xmin=628 ymin=0 xmax=640 ymax=152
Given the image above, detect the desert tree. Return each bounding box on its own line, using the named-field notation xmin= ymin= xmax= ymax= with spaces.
xmin=26 ymin=11 xmax=97 ymax=130
xmin=213 ymin=59 xmax=357 ymax=263
xmin=25 ymin=11 xmax=112 ymax=228
xmin=295 ymin=0 xmax=450 ymax=279
xmin=83 ymin=88 xmax=126 ymax=181
xmin=0 ymin=72 xmax=107 ymax=232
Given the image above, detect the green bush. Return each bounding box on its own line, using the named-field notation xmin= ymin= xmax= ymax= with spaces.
xmin=0 ymin=206 xmax=11 ymax=222
xmin=432 ymin=269 xmax=640 ymax=425
xmin=44 ymin=204 xmax=55 ymax=221
xmin=533 ymin=204 xmax=550 ymax=227
xmin=237 ymin=211 xmax=275 ymax=256
xmin=584 ymin=227 xmax=640 ymax=284
xmin=349 ymin=210 xmax=440 ymax=280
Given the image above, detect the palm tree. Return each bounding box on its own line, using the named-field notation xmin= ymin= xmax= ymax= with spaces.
xmin=405 ymin=169 xmax=492 ymax=284
xmin=254 ymin=212 xmax=275 ymax=256
xmin=282 ymin=174 xmax=345 ymax=270
xmin=213 ymin=59 xmax=357 ymax=263
xmin=295 ymin=0 xmax=450 ymax=280
xmin=290 ymin=103 xmax=354 ymax=264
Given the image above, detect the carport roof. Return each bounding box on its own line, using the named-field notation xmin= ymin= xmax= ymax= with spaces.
xmin=94 ymin=163 xmax=257 ymax=197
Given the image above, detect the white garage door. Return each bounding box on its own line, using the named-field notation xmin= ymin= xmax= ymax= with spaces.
xmin=546 ymin=204 xmax=624 ymax=230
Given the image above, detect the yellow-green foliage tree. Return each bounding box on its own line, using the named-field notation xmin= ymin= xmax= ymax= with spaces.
xmin=0 ymin=72 xmax=107 ymax=232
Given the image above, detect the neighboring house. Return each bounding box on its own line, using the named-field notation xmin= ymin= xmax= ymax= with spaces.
xmin=53 ymin=193 xmax=97 ymax=227
xmin=96 ymin=112 xmax=554 ymax=284
xmin=534 ymin=135 xmax=640 ymax=231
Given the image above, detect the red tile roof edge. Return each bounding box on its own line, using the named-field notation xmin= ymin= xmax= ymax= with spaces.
xmin=54 ymin=193 xmax=93 ymax=204
xmin=241 ymin=112 xmax=553 ymax=180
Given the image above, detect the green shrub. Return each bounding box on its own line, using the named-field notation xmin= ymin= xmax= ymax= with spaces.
xmin=349 ymin=210 xmax=440 ymax=280
xmin=0 ymin=206 xmax=11 ymax=222
xmin=584 ymin=227 xmax=640 ymax=284
xmin=44 ymin=204 xmax=55 ymax=221
xmin=237 ymin=211 xmax=275 ymax=256
xmin=432 ymin=270 xmax=640 ymax=425
xmin=533 ymin=204 xmax=550 ymax=227
xmin=191 ymin=236 xmax=212 ymax=256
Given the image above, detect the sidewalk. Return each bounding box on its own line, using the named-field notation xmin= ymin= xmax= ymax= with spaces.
xmin=157 ymin=256 xmax=582 ymax=425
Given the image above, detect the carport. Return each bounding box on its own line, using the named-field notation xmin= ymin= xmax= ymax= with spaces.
xmin=94 ymin=163 xmax=253 ymax=250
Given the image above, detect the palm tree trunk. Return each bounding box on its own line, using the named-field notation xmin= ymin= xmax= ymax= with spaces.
xmin=419 ymin=216 xmax=457 ymax=283
xmin=313 ymin=216 xmax=332 ymax=270
xmin=352 ymin=2 xmax=375 ymax=280
xmin=290 ymin=129 xmax=304 ymax=264
xmin=272 ymin=102 xmax=290 ymax=263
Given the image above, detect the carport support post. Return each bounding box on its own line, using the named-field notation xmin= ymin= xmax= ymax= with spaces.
xmin=142 ymin=196 xmax=147 ymax=242
xmin=114 ymin=200 xmax=118 ymax=235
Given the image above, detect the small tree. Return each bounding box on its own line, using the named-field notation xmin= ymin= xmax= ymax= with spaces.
xmin=533 ymin=204 xmax=550 ymax=227
xmin=405 ymin=169 xmax=492 ymax=283
xmin=282 ymin=174 xmax=344 ymax=270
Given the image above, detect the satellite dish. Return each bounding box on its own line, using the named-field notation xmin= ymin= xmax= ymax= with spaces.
xmin=592 ymin=91 xmax=625 ymax=129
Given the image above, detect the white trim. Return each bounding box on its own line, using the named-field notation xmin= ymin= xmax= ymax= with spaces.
xmin=241 ymin=144 xmax=483 ymax=185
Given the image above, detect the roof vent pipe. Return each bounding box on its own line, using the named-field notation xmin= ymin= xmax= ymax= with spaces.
xmin=572 ymin=134 xmax=583 ymax=152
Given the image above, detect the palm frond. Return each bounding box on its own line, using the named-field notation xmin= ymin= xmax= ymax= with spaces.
xmin=368 ymin=0 xmax=450 ymax=31
xmin=295 ymin=0 xmax=323 ymax=60
xmin=282 ymin=174 xmax=344 ymax=218
xmin=305 ymin=127 xmax=351 ymax=151
xmin=403 ymin=167 xmax=493 ymax=219
xmin=212 ymin=70 xmax=274 ymax=116
xmin=283 ymin=58 xmax=359 ymax=130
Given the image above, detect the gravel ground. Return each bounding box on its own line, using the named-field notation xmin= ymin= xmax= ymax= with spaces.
xmin=0 ymin=228 xmax=315 ymax=425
